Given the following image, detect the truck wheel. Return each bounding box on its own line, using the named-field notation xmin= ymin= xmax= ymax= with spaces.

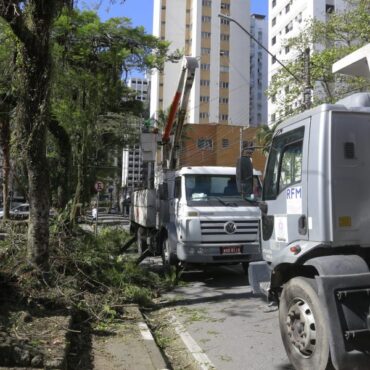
xmin=279 ymin=277 xmax=333 ymax=370
xmin=136 ymin=227 xmax=148 ymax=254
xmin=161 ymin=236 xmax=177 ymax=272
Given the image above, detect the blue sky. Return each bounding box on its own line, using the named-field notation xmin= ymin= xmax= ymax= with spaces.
xmin=82 ymin=1 xmax=268 ymax=30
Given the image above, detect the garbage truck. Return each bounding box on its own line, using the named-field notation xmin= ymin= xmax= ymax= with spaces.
xmin=130 ymin=56 xmax=262 ymax=269
xmin=240 ymin=44 xmax=370 ymax=370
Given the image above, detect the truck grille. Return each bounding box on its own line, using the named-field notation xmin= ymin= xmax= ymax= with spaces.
xmin=200 ymin=220 xmax=259 ymax=243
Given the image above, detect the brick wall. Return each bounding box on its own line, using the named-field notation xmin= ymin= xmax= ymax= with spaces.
xmin=179 ymin=124 xmax=266 ymax=172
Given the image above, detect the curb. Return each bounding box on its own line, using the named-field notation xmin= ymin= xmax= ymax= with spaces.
xmin=92 ymin=304 xmax=169 ymax=370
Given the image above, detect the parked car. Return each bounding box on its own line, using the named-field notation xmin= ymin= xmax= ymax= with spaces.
xmin=0 ymin=204 xmax=58 ymax=220
xmin=9 ymin=203 xmax=30 ymax=220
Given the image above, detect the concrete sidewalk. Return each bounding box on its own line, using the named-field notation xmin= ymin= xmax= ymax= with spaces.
xmin=92 ymin=305 xmax=169 ymax=370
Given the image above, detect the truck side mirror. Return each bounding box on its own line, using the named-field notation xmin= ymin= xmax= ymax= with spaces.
xmin=236 ymin=156 xmax=254 ymax=196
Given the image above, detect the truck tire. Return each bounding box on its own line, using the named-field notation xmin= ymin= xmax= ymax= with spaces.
xmin=279 ymin=277 xmax=333 ymax=370
xmin=161 ymin=236 xmax=177 ymax=272
xmin=136 ymin=227 xmax=148 ymax=255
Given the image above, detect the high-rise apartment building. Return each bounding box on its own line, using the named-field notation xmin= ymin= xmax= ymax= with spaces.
xmin=268 ymin=0 xmax=346 ymax=124
xmin=249 ymin=13 xmax=268 ymax=126
xmin=127 ymin=77 xmax=150 ymax=104
xmin=151 ymin=0 xmax=251 ymax=126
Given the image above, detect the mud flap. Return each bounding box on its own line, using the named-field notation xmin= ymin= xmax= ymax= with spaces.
xmin=316 ymin=273 xmax=370 ymax=370
xmin=248 ymin=261 xmax=271 ymax=296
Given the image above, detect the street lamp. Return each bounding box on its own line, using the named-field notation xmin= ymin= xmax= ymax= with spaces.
xmin=219 ymin=14 xmax=312 ymax=109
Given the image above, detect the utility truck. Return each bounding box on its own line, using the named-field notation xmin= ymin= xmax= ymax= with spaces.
xmin=130 ymin=56 xmax=262 ymax=269
xmin=240 ymin=44 xmax=370 ymax=370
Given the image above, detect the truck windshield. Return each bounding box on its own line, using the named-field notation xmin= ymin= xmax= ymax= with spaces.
xmin=185 ymin=174 xmax=261 ymax=205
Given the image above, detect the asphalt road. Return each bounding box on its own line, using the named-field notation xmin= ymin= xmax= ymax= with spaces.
xmin=157 ymin=264 xmax=294 ymax=370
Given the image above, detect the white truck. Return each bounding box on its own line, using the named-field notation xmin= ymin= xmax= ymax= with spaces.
xmin=130 ymin=56 xmax=262 ymax=269
xmin=240 ymin=44 xmax=370 ymax=370
xmin=132 ymin=164 xmax=262 ymax=269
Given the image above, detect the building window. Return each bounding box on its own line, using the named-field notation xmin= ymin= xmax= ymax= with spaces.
xmin=199 ymin=112 xmax=210 ymax=120
xmin=197 ymin=138 xmax=213 ymax=149
xmin=272 ymin=0 xmax=276 ymax=8
xmin=219 ymin=97 xmax=229 ymax=104
xmin=272 ymin=36 xmax=276 ymax=45
xmin=201 ymin=63 xmax=211 ymax=70
xmin=220 ymin=114 xmax=228 ymax=121
xmin=220 ymin=65 xmax=229 ymax=73
xmin=222 ymin=138 xmax=229 ymax=148
xmin=202 ymin=15 xmax=211 ymax=22
xmin=220 ymin=3 xmax=230 ymax=10
xmin=201 ymin=31 xmax=211 ymax=38
xmin=220 ymin=81 xmax=229 ymax=88
xmin=201 ymin=47 xmax=211 ymax=55
xmin=285 ymin=3 xmax=290 ymax=13
xmin=220 ymin=49 xmax=229 ymax=56
xmin=202 ymin=0 xmax=212 ymax=6
xmin=200 ymin=79 xmax=210 ymax=86
xmin=220 ymin=34 xmax=230 ymax=41
xmin=200 ymin=96 xmax=210 ymax=102
xmin=326 ymin=4 xmax=335 ymax=13
xmin=220 ymin=18 xmax=230 ymax=25
xmin=272 ymin=17 xmax=276 ymax=27
xmin=285 ymin=21 xmax=293 ymax=34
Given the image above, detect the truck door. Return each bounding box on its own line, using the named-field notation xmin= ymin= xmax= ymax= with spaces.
xmin=261 ymin=119 xmax=309 ymax=261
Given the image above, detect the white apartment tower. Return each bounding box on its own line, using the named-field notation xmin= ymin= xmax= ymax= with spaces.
xmin=249 ymin=14 xmax=268 ymax=126
xmin=122 ymin=145 xmax=143 ymax=192
xmin=268 ymin=0 xmax=346 ymax=124
xmin=151 ymin=0 xmax=251 ymax=126
xmin=128 ymin=77 xmax=150 ymax=104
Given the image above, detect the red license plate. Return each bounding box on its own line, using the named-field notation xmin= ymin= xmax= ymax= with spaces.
xmin=221 ymin=246 xmax=242 ymax=254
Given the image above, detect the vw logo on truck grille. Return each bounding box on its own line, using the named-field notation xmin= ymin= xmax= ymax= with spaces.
xmin=224 ymin=221 xmax=237 ymax=234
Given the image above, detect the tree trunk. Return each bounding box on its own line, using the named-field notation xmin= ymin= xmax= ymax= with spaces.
xmin=0 ymin=118 xmax=10 ymax=219
xmin=17 ymin=46 xmax=51 ymax=269
xmin=1 ymin=1 xmax=56 ymax=271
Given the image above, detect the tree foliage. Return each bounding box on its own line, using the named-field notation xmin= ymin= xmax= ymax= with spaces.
xmin=50 ymin=10 xmax=170 ymax=220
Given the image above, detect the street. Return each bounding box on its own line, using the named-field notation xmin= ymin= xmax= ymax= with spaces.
xmin=148 ymin=262 xmax=293 ymax=370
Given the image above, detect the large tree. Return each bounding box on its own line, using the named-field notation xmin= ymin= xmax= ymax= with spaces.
xmin=51 ymin=10 xmax=170 ymax=220
xmin=0 ymin=1 xmax=74 ymax=271
xmin=267 ymin=0 xmax=370 ymax=120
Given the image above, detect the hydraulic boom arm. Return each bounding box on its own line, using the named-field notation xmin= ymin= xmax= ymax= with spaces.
xmin=162 ymin=56 xmax=198 ymax=170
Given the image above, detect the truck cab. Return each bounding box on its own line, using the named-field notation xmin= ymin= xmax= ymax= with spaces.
xmin=163 ymin=166 xmax=262 ymax=266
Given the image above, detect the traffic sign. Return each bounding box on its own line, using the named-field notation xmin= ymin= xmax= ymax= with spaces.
xmin=95 ymin=181 xmax=104 ymax=192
